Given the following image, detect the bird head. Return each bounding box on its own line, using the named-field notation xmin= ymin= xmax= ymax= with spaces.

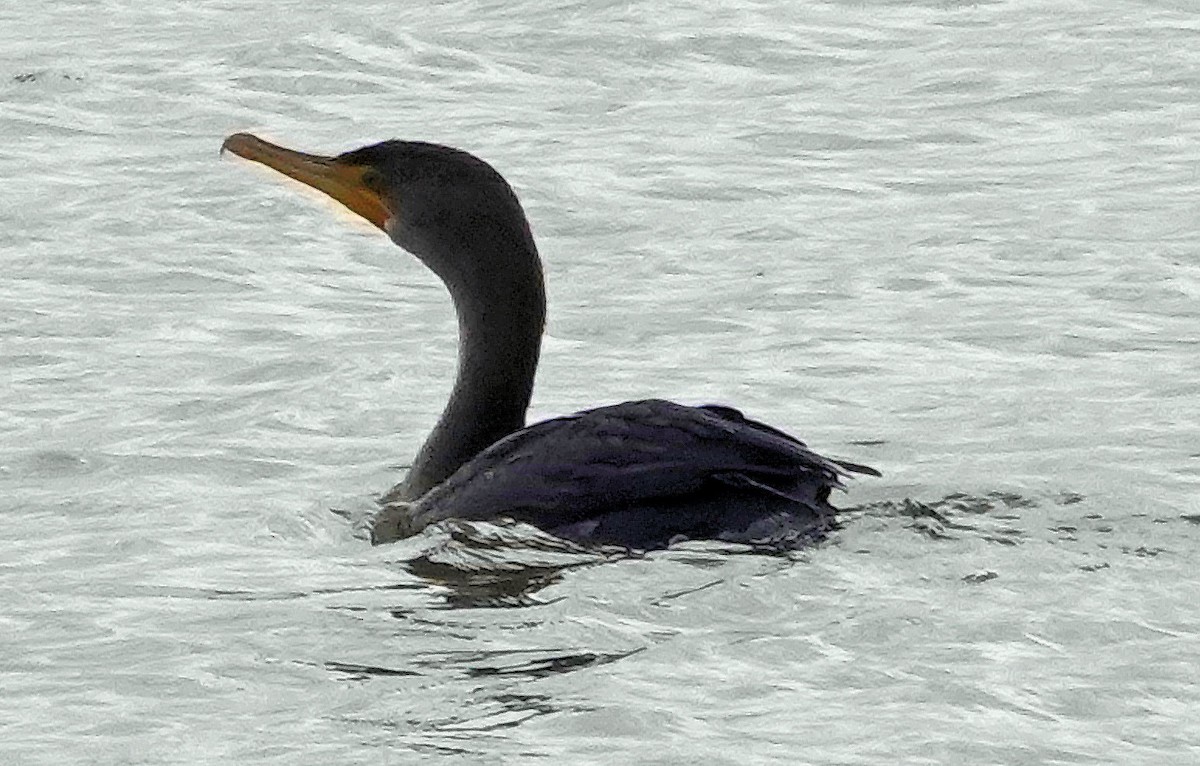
xmin=222 ymin=133 xmax=537 ymax=290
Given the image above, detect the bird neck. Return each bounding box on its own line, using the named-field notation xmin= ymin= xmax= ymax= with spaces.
xmin=402 ymin=240 xmax=546 ymax=500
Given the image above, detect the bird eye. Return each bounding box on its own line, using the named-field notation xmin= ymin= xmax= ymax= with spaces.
xmin=361 ymin=168 xmax=385 ymax=193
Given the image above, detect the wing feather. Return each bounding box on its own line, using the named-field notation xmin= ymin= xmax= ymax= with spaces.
xmin=395 ymin=399 xmax=874 ymax=537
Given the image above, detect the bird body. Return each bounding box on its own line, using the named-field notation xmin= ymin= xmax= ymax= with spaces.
xmin=376 ymin=398 xmax=868 ymax=548
xmin=222 ymin=133 xmax=878 ymax=550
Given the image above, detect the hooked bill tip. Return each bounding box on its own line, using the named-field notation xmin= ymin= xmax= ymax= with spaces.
xmin=221 ymin=132 xmax=264 ymax=159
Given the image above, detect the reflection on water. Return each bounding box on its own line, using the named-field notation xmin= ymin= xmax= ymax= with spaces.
xmin=379 ymin=489 xmax=1127 ymax=609
xmin=402 ymin=519 xmax=625 ymax=608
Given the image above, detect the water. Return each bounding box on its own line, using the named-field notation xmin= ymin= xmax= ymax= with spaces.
xmin=3 ymin=0 xmax=1199 ymax=762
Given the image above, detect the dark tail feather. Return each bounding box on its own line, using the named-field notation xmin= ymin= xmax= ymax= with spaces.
xmin=832 ymin=458 xmax=881 ymax=477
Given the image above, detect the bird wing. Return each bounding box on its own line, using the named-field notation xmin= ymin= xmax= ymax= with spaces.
xmin=401 ymin=398 xmax=873 ymax=533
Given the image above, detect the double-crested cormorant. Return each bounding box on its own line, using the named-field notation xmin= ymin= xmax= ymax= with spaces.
xmin=222 ymin=133 xmax=879 ymax=550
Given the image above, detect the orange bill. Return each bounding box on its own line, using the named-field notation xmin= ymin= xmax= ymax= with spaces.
xmin=222 ymin=133 xmax=390 ymax=230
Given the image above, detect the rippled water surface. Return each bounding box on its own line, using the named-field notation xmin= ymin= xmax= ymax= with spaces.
xmin=4 ymin=1 xmax=1199 ymax=763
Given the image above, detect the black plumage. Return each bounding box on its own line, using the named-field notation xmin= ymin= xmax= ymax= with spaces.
xmin=223 ymin=133 xmax=878 ymax=550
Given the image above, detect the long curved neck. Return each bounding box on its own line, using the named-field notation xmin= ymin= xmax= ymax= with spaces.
xmin=401 ymin=238 xmax=546 ymax=501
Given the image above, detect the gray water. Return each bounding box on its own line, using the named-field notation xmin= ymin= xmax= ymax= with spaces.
xmin=3 ymin=1 xmax=1199 ymax=763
